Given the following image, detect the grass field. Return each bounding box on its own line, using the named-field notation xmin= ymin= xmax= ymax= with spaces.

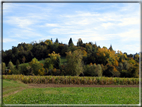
xmin=3 ymin=79 xmax=139 ymax=104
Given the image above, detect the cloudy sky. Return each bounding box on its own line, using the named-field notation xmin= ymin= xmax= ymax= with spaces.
xmin=3 ymin=2 xmax=140 ymax=54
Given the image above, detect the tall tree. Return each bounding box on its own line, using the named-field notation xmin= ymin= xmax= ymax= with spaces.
xmin=16 ymin=59 xmax=20 ymax=69
xmin=68 ymin=38 xmax=74 ymax=46
xmin=2 ymin=62 xmax=6 ymax=74
xmin=109 ymin=44 xmax=113 ymax=51
xmin=66 ymin=49 xmax=84 ymax=76
xmin=77 ymin=38 xmax=83 ymax=46
xmin=55 ymin=38 xmax=59 ymax=43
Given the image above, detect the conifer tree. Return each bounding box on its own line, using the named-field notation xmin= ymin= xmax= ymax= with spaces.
xmin=55 ymin=38 xmax=59 ymax=43
xmin=68 ymin=38 xmax=74 ymax=46
xmin=109 ymin=44 xmax=113 ymax=51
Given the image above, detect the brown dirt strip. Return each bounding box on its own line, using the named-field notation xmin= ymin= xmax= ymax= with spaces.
xmin=27 ymin=83 xmax=139 ymax=88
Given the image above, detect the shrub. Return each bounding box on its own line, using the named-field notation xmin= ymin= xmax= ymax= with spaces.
xmin=44 ymin=58 xmax=53 ymax=70
xmin=31 ymin=63 xmax=43 ymax=75
xmin=19 ymin=64 xmax=31 ymax=75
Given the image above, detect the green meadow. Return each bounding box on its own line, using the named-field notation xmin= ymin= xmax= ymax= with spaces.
xmin=3 ymin=79 xmax=139 ymax=104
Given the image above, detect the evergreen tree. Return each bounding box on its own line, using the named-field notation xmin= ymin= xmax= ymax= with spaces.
xmin=55 ymin=38 xmax=59 ymax=43
xmin=51 ymin=38 xmax=53 ymax=42
xmin=77 ymin=38 xmax=83 ymax=46
xmin=109 ymin=44 xmax=113 ymax=51
xmin=68 ymin=38 xmax=74 ymax=46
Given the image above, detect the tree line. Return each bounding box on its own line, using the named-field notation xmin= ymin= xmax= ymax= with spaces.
xmin=2 ymin=38 xmax=140 ymax=78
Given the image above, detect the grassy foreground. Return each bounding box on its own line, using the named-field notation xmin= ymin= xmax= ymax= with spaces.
xmin=3 ymin=79 xmax=139 ymax=104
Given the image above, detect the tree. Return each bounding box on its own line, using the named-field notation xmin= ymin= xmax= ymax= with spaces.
xmin=77 ymin=38 xmax=83 ymax=46
xmin=48 ymin=51 xmax=61 ymax=69
xmin=29 ymin=58 xmax=43 ymax=75
xmin=55 ymin=38 xmax=59 ymax=43
xmin=8 ymin=61 xmax=15 ymax=74
xmin=96 ymin=64 xmax=102 ymax=77
xmin=44 ymin=58 xmax=54 ymax=70
xmin=2 ymin=62 xmax=6 ymax=74
xmin=65 ymin=49 xmax=84 ymax=76
xmin=16 ymin=59 xmax=20 ymax=69
xmin=109 ymin=44 xmax=113 ymax=51
xmin=8 ymin=61 xmax=14 ymax=70
xmin=68 ymin=38 xmax=74 ymax=46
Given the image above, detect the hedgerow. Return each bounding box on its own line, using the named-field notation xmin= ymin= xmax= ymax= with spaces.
xmin=3 ymin=75 xmax=139 ymax=85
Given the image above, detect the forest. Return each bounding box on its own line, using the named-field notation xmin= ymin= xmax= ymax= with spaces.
xmin=2 ymin=38 xmax=140 ymax=78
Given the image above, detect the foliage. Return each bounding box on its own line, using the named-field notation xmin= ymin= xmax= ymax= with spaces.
xmin=3 ymin=75 xmax=139 ymax=85
xmin=77 ymin=38 xmax=83 ymax=46
xmin=2 ymin=62 xmax=6 ymax=74
xmin=19 ymin=64 xmax=31 ymax=75
xmin=38 ymin=68 xmax=45 ymax=76
xmin=68 ymin=38 xmax=74 ymax=46
xmin=44 ymin=58 xmax=53 ymax=69
xmin=16 ymin=59 xmax=20 ymax=69
xmin=66 ymin=49 xmax=84 ymax=76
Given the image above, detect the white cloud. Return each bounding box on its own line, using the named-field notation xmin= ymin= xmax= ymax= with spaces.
xmin=118 ymin=17 xmax=140 ymax=26
xmin=45 ymin=23 xmax=59 ymax=27
xmin=101 ymin=22 xmax=115 ymax=29
xmin=4 ymin=17 xmax=33 ymax=28
xmin=3 ymin=3 xmax=140 ymax=53
xmin=118 ymin=29 xmax=140 ymax=42
xmin=3 ymin=38 xmax=16 ymax=43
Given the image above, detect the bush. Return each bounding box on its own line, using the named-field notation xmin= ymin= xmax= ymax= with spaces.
xmin=19 ymin=64 xmax=31 ymax=75
xmin=31 ymin=63 xmax=43 ymax=75
xmin=44 ymin=58 xmax=53 ymax=70
xmin=84 ymin=64 xmax=102 ymax=77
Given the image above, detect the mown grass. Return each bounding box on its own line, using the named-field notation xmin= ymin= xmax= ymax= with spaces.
xmin=3 ymin=79 xmax=27 ymax=96
xmin=3 ymin=86 xmax=139 ymax=104
xmin=3 ymin=79 xmax=139 ymax=104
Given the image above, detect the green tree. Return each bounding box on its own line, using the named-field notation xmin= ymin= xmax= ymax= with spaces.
xmin=44 ymin=58 xmax=54 ymax=70
xmin=29 ymin=58 xmax=44 ymax=75
xmin=8 ymin=61 xmax=15 ymax=74
xmin=55 ymin=38 xmax=59 ymax=43
xmin=8 ymin=61 xmax=14 ymax=70
xmin=109 ymin=44 xmax=113 ymax=51
xmin=68 ymin=38 xmax=74 ymax=46
xmin=16 ymin=59 xmax=20 ymax=69
xmin=96 ymin=64 xmax=102 ymax=77
xmin=77 ymin=38 xmax=83 ymax=46
xmin=66 ymin=49 xmax=83 ymax=76
xmin=2 ymin=62 xmax=6 ymax=74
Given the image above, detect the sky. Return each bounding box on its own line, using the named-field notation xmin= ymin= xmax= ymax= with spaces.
xmin=3 ymin=2 xmax=140 ymax=54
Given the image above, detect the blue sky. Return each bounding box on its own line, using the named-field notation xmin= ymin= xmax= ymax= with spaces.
xmin=3 ymin=2 xmax=140 ymax=54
